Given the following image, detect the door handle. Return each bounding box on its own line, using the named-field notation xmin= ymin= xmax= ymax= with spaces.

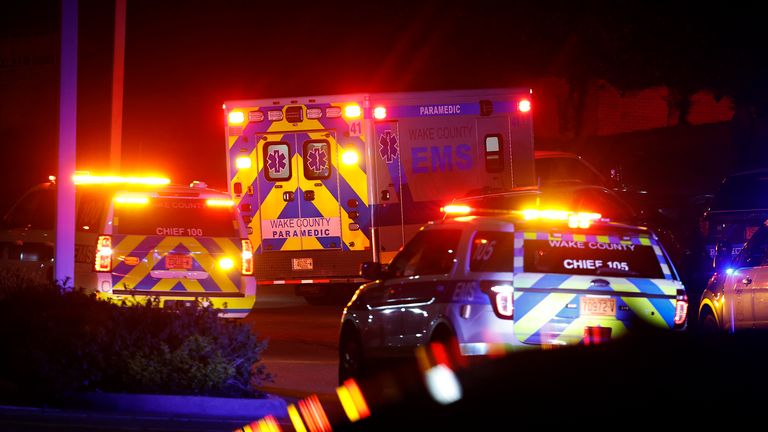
xmin=742 ymin=277 xmax=753 ymax=285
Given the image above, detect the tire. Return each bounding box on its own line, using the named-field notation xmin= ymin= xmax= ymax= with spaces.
xmin=338 ymin=327 xmax=365 ymax=384
xmin=699 ymin=309 xmax=720 ymax=334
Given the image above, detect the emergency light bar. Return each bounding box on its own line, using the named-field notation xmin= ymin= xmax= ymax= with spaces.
xmin=442 ymin=204 xmax=602 ymax=228
xmin=522 ymin=209 xmax=602 ymax=228
xmin=206 ymin=199 xmax=235 ymax=207
xmin=441 ymin=204 xmax=472 ymax=215
xmin=73 ymin=173 xmax=171 ymax=186
xmin=114 ymin=195 xmax=149 ymax=205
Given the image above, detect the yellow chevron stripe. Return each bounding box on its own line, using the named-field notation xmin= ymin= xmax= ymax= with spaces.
xmin=622 ymin=297 xmax=669 ymax=328
xmin=514 ymin=293 xmax=575 ymax=342
xmin=596 ymin=235 xmax=609 ymax=243
xmin=572 ymin=234 xmax=586 ymax=242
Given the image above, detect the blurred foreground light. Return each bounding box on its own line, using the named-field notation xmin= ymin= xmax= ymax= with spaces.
xmin=725 ymin=268 xmax=734 ymax=275
xmin=297 ymin=395 xmax=331 ymax=432
xmin=287 ymin=404 xmax=307 ymax=432
xmin=425 ymin=364 xmax=463 ymax=405
xmin=337 ymin=378 xmax=370 ymax=422
xmin=238 ymin=415 xmax=281 ymax=432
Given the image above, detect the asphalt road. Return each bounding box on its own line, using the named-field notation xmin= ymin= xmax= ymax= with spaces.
xmin=245 ymin=285 xmax=345 ymax=403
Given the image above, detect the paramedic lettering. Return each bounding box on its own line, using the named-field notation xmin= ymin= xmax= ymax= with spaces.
xmin=262 ymin=217 xmax=342 ymax=239
xmin=419 ymin=104 xmax=461 ymax=116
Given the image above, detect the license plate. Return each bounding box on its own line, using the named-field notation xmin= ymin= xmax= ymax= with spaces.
xmin=166 ymin=255 xmax=192 ymax=270
xmin=292 ymin=258 xmax=313 ymax=271
xmin=580 ymin=297 xmax=616 ymax=317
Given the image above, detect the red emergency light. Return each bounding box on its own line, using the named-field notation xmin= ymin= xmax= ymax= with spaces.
xmin=518 ymin=99 xmax=531 ymax=113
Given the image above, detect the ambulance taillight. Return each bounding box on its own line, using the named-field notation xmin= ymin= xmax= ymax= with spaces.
xmin=94 ymin=235 xmax=113 ymax=272
xmin=241 ymin=239 xmax=254 ymax=275
xmin=373 ymin=106 xmax=387 ymax=120
xmin=518 ymin=99 xmax=532 ymax=113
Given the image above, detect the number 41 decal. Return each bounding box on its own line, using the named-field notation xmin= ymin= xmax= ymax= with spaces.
xmin=349 ymin=120 xmax=362 ymax=137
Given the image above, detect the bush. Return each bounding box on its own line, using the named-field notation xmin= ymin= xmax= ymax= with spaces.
xmin=0 ymin=271 xmax=271 ymax=404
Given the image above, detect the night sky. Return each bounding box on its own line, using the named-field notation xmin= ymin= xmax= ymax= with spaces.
xmin=0 ymin=1 xmax=764 ymax=214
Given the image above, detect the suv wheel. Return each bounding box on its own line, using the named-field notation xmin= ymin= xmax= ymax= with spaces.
xmin=699 ymin=309 xmax=720 ymax=334
xmin=339 ymin=326 xmax=364 ymax=384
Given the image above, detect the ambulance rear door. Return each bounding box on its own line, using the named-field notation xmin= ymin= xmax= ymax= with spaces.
xmin=257 ymin=131 xmax=343 ymax=252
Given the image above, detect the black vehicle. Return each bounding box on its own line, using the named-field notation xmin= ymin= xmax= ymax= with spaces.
xmin=702 ymin=169 xmax=768 ymax=265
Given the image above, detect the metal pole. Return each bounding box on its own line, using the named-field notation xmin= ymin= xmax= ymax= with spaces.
xmin=56 ymin=0 xmax=78 ymax=289
xmin=110 ymin=0 xmax=126 ymax=173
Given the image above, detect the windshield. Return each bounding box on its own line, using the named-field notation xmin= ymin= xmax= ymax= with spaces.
xmin=114 ymin=198 xmax=240 ymax=237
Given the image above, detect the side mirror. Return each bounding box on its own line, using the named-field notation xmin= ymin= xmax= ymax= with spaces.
xmin=360 ymin=261 xmax=384 ymax=280
xmin=713 ymin=240 xmax=733 ymax=272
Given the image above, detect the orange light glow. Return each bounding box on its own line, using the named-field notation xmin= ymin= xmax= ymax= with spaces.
xmin=94 ymin=235 xmax=113 ymax=272
xmin=235 ymin=156 xmax=252 ymax=169
xmin=241 ymin=240 xmax=254 ymax=275
xmin=206 ymin=198 xmax=234 ymax=207
xmin=518 ymin=99 xmax=532 ymax=113
xmin=344 ymin=104 xmax=362 ymax=118
xmin=114 ymin=195 xmax=149 ymax=205
xmin=73 ymin=173 xmax=170 ymax=186
xmin=341 ymin=149 xmax=359 ymax=165
xmin=373 ymin=106 xmax=387 ymax=120
xmin=218 ymin=257 xmax=235 ymax=271
xmin=342 ymin=379 xmax=370 ymax=420
xmin=298 ymin=395 xmax=331 ymax=432
xmin=287 ymin=404 xmax=307 ymax=432
xmin=228 ymin=111 xmax=245 ymax=125
xmin=441 ymin=204 xmax=471 ymax=215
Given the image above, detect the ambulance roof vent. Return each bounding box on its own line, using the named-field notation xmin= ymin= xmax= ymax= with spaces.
xmin=190 ymin=181 xmax=208 ymax=189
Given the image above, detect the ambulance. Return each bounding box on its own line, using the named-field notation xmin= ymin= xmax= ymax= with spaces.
xmin=224 ymin=88 xmax=535 ymax=303
xmin=0 ymin=174 xmax=256 ymax=318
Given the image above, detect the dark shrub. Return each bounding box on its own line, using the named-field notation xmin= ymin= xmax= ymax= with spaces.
xmin=0 ymin=271 xmax=270 ymax=404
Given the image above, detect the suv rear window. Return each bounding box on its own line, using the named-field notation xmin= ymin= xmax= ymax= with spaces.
xmin=523 ymin=238 xmax=664 ymax=278
xmin=114 ymin=198 xmax=240 ymax=238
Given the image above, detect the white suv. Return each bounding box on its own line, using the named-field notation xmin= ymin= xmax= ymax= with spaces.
xmin=339 ymin=205 xmax=688 ymax=382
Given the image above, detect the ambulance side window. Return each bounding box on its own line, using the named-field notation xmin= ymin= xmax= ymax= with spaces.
xmin=263 ymin=142 xmax=293 ymax=181
xmin=484 ymin=134 xmax=504 ymax=173
xmin=303 ymin=140 xmax=331 ymax=180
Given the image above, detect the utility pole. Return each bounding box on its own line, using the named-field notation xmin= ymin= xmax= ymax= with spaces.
xmin=110 ymin=0 xmax=126 ymax=172
xmin=56 ymin=0 xmax=78 ymax=289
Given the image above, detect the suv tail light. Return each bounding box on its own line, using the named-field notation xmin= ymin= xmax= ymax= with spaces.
xmin=674 ymin=289 xmax=688 ymax=328
xmin=94 ymin=235 xmax=113 ymax=272
xmin=482 ymin=281 xmax=514 ymax=319
xmin=241 ymin=239 xmax=254 ymax=275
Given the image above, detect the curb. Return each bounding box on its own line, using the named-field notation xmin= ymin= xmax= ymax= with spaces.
xmin=58 ymin=391 xmax=288 ymax=420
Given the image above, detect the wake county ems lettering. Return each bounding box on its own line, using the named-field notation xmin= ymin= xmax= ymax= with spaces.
xmin=407 ymin=125 xmax=474 ymax=174
xmin=263 ymin=217 xmax=340 ymax=239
